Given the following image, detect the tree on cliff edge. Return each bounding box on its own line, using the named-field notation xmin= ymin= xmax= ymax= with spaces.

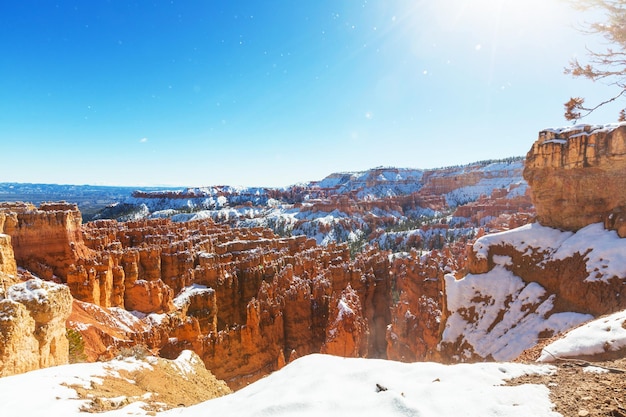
xmin=565 ymin=0 xmax=626 ymax=121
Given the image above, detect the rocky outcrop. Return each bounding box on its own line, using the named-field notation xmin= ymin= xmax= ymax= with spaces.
xmin=439 ymin=221 xmax=626 ymax=361
xmin=0 ymin=278 xmax=73 ymax=376
xmin=0 ymin=202 xmax=93 ymax=280
xmin=0 ymin=234 xmax=16 ymax=278
xmin=321 ymin=285 xmax=369 ymax=357
xmin=385 ymin=246 xmax=467 ymax=362
xmin=524 ymin=123 xmax=626 ymax=234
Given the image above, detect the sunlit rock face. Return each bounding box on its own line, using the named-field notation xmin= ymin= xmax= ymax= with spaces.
xmin=0 ymin=232 xmax=16 ymax=278
xmin=0 ymin=202 xmax=93 ymax=280
xmin=524 ymin=123 xmax=626 ymax=235
xmin=0 ymin=278 xmax=72 ymax=376
xmin=385 ymin=248 xmax=461 ymax=363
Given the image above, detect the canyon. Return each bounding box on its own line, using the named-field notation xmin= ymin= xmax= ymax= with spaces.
xmin=0 ymin=202 xmax=457 ymax=388
xmin=1 ymin=124 xmax=626 ymax=391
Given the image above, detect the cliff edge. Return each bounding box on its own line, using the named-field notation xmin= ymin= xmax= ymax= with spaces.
xmin=524 ymin=123 xmax=626 ymax=234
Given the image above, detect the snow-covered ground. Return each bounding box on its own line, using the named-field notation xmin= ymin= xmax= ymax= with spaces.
xmin=538 ymin=310 xmax=626 ymax=361
xmin=443 ymin=264 xmax=592 ymax=361
xmin=0 ymin=352 xmax=559 ymax=417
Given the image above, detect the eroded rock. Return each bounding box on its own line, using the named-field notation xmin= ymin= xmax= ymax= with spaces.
xmin=0 ymin=278 xmax=73 ymax=375
xmin=524 ymin=123 xmax=626 ymax=233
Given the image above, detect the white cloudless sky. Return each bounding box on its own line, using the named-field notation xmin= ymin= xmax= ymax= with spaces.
xmin=0 ymin=0 xmax=619 ymax=187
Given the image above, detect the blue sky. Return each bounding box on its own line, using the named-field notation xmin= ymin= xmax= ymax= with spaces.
xmin=0 ymin=1 xmax=620 ymax=187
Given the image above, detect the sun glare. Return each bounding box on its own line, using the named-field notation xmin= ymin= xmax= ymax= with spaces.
xmin=439 ymin=0 xmax=565 ymax=38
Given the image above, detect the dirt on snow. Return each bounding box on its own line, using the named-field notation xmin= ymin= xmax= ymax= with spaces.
xmin=64 ymin=354 xmax=232 ymax=415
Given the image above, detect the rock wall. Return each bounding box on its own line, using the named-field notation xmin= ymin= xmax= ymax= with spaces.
xmin=524 ymin=124 xmax=626 ymax=234
xmin=0 ymin=202 xmax=93 ymax=279
xmin=386 ymin=251 xmax=447 ymax=362
xmin=0 ymin=234 xmax=17 ymax=279
xmin=0 ymin=278 xmax=73 ymax=376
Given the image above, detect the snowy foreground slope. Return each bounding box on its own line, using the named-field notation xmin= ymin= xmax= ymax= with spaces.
xmin=7 ymin=298 xmax=626 ymax=417
xmin=2 ymin=311 xmax=624 ymax=417
xmin=1 ymin=353 xmax=558 ymax=417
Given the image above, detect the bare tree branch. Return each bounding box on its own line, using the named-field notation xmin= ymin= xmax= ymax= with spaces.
xmin=564 ymin=0 xmax=626 ymax=120
xmin=565 ymin=88 xmax=626 ymax=120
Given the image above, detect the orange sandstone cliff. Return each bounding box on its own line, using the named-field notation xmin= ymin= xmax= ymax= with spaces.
xmin=524 ymin=123 xmax=626 ymax=235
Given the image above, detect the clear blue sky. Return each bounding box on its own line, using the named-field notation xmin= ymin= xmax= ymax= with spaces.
xmin=0 ymin=0 xmax=619 ymax=187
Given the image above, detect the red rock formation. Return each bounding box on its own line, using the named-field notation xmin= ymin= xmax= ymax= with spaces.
xmin=452 ymin=185 xmax=534 ymax=228
xmin=321 ymin=285 xmax=368 ymax=357
xmin=0 ymin=202 xmax=93 ymax=280
xmin=385 ymin=247 xmax=465 ymax=362
xmin=0 ymin=204 xmax=392 ymax=388
xmin=524 ymin=124 xmax=626 ymax=234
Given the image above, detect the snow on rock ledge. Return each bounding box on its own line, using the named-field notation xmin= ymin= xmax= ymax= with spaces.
xmin=440 ymin=221 xmax=626 ymax=361
xmin=0 ymin=278 xmax=73 ymax=376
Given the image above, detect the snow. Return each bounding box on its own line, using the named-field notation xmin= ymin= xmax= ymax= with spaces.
xmin=0 ymin=355 xmax=151 ymax=416
xmin=473 ymin=222 xmax=573 ymax=260
xmin=473 ymin=222 xmax=626 ymax=283
xmin=336 ymin=299 xmax=354 ymax=320
xmin=173 ymin=350 xmax=203 ymax=377
xmin=543 ymin=139 xmax=568 ymax=145
xmin=173 ymin=284 xmax=214 ymax=309
xmin=538 ymin=310 xmax=626 ymax=362
xmin=552 ymin=223 xmax=626 ymax=282
xmin=443 ymin=265 xmax=592 ymax=361
xmin=7 ymin=278 xmax=58 ymax=304
xmin=541 ymin=122 xmax=626 ymax=136
xmin=0 ymin=353 xmax=562 ymax=417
